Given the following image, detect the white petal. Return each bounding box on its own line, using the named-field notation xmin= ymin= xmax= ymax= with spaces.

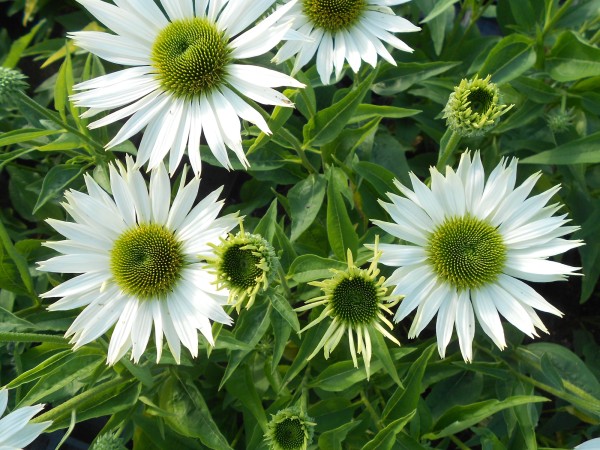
xmin=455 ymin=290 xmax=475 ymax=362
xmin=471 ymin=287 xmax=506 ymax=349
xmin=436 ymin=291 xmax=458 ymax=358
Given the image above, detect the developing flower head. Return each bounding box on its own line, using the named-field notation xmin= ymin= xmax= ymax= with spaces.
xmin=90 ymin=432 xmax=127 ymax=450
xmin=296 ymin=236 xmax=401 ymax=378
xmin=0 ymin=66 xmax=27 ymax=102
xmin=208 ymin=223 xmax=277 ymax=311
xmin=443 ymin=74 xmax=512 ymax=137
xmin=546 ymin=107 xmax=575 ymax=134
xmin=264 ymin=406 xmax=315 ymax=450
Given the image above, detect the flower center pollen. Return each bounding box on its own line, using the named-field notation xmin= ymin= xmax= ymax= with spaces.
xmin=303 ymin=0 xmax=366 ymax=32
xmin=151 ymin=18 xmax=230 ymax=98
xmin=331 ymin=276 xmax=379 ymax=325
xmin=273 ymin=418 xmax=305 ymax=450
xmin=220 ymin=244 xmax=262 ymax=290
xmin=428 ymin=216 xmax=506 ymax=290
xmin=110 ymin=224 xmax=184 ymax=299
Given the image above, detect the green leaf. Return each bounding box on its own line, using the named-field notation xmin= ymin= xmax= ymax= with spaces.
xmin=372 ymin=61 xmax=460 ymax=95
xmin=424 ymin=396 xmax=548 ymax=439
xmin=54 ymin=43 xmax=75 ymax=122
xmin=520 ymin=131 xmax=600 ymax=164
xmin=326 ymin=172 xmax=358 ymax=261
xmin=354 ymin=161 xmax=396 ymax=198
xmin=0 ymin=306 xmax=37 ymax=332
xmin=0 ymin=222 xmax=35 ymax=297
xmin=134 ymin=414 xmax=203 ymax=450
xmin=361 ymin=411 xmax=416 ymax=450
xmin=309 ymin=359 xmax=385 ymax=392
xmin=2 ymin=20 xmax=44 ymax=68
xmin=220 ymin=300 xmax=271 ymax=388
xmin=33 ymin=164 xmax=86 ymax=213
xmin=479 ymin=34 xmax=536 ymax=85
xmin=282 ymin=319 xmax=330 ymax=388
xmin=349 ymin=105 xmax=421 ymax=124
xmin=270 ymin=306 xmax=292 ymax=372
xmin=382 ymin=343 xmax=436 ymax=422
xmin=160 ymin=377 xmax=233 ymax=450
xmin=45 ymin=379 xmax=141 ymax=432
xmin=370 ymin=329 xmax=402 ymax=386
xmin=0 ymin=128 xmax=62 ymax=147
xmin=288 ymin=254 xmax=347 ymax=283
xmin=6 ymin=350 xmax=73 ymax=388
xmin=288 ymin=174 xmax=326 ymax=241
xmin=225 ymin=365 xmax=268 ymax=431
xmin=547 ymin=31 xmax=600 ymax=82
xmin=318 ymin=421 xmax=360 ymax=450
xmin=511 ymin=77 xmax=561 ymax=103
xmin=420 ymin=0 xmax=459 ymax=23
xmin=254 ymin=199 xmax=278 ymax=242
xmin=270 ymin=291 xmax=300 ymax=333
xmin=19 ymin=352 xmax=105 ymax=405
xmin=303 ymin=69 xmax=378 ymax=147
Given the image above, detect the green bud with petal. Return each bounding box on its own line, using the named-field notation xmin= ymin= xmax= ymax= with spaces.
xmin=443 ymin=74 xmax=512 ymax=137
xmin=209 ymin=223 xmax=277 ymax=311
xmin=264 ymin=407 xmax=316 ymax=450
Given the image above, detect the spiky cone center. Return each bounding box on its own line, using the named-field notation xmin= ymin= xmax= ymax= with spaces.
xmin=0 ymin=66 xmax=27 ymax=101
xmin=303 ymin=0 xmax=366 ymax=32
xmin=151 ymin=17 xmax=231 ymax=98
xmin=266 ymin=408 xmax=315 ymax=450
xmin=298 ymin=243 xmax=401 ymax=377
xmin=546 ymin=108 xmax=575 ymax=133
xmin=427 ymin=215 xmax=507 ymax=290
xmin=90 ymin=432 xmax=128 ymax=450
xmin=443 ymin=74 xmax=512 ymax=137
xmin=211 ymin=231 xmax=276 ymax=310
xmin=110 ymin=223 xmax=184 ymax=299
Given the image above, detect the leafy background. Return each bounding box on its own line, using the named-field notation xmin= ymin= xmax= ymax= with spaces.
xmin=1 ymin=0 xmax=600 ymax=449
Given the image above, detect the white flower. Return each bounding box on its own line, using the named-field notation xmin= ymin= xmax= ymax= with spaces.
xmin=0 ymin=389 xmax=51 ymax=450
xmin=576 ymin=438 xmax=600 ymax=449
xmin=272 ymin=0 xmax=420 ymax=85
xmin=70 ymin=0 xmax=304 ymax=175
xmin=38 ymin=156 xmax=238 ymax=365
xmin=373 ymin=151 xmax=582 ymax=361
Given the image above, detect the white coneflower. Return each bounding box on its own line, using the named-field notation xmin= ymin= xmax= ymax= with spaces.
xmin=70 ymin=0 xmax=304 ymax=175
xmin=0 ymin=388 xmax=51 ymax=450
xmin=374 ymin=151 xmax=582 ymax=361
xmin=273 ymin=0 xmax=420 ymax=85
xmin=38 ymin=156 xmax=238 ymax=365
xmin=296 ymin=237 xmax=401 ymax=377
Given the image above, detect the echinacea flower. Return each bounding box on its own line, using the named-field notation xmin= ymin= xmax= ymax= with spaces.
xmin=70 ymin=0 xmax=304 ymax=175
xmin=374 ymin=151 xmax=582 ymax=361
xmin=0 ymin=388 xmax=51 ymax=450
xmin=272 ymin=0 xmax=420 ymax=85
xmin=38 ymin=156 xmax=238 ymax=365
xmin=443 ymin=74 xmax=512 ymax=138
xmin=264 ymin=406 xmax=315 ymax=450
xmin=208 ymin=224 xmax=277 ymax=311
xmin=296 ymin=237 xmax=401 ymax=377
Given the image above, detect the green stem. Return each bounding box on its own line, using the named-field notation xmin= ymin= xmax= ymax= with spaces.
xmin=360 ymin=391 xmax=383 ymax=431
xmin=278 ymin=127 xmax=318 ymax=174
xmin=437 ymin=129 xmax=462 ymax=171
xmin=0 ymin=332 xmax=69 ymax=344
xmin=14 ymin=90 xmax=104 ymax=155
xmin=277 ymin=263 xmax=292 ymax=299
xmin=450 ymin=435 xmax=472 ymax=450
